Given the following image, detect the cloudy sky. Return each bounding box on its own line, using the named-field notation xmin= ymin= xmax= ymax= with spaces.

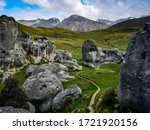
xmin=0 ymin=0 xmax=150 ymax=21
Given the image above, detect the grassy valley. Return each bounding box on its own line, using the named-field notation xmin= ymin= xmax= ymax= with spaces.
xmin=0 ymin=24 xmax=141 ymax=112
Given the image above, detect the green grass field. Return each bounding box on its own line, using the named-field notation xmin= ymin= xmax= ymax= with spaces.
xmin=0 ymin=24 xmax=141 ymax=112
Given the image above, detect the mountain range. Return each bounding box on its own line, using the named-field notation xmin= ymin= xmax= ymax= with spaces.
xmin=109 ymin=16 xmax=150 ymax=29
xmin=18 ymin=15 xmax=150 ymax=32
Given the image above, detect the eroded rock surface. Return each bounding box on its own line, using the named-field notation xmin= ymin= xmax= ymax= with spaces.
xmin=52 ymin=84 xmax=82 ymax=111
xmin=82 ymin=40 xmax=124 ymax=68
xmin=22 ymin=71 xmax=63 ymax=101
xmin=119 ymin=24 xmax=150 ymax=112
xmin=54 ymin=50 xmax=82 ymax=70
xmin=0 ymin=15 xmax=18 ymax=50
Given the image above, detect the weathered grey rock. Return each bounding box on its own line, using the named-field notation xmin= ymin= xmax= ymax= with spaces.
xmin=22 ymin=71 xmax=63 ymax=101
xmin=47 ymin=41 xmax=56 ymax=56
xmin=82 ymin=40 xmax=101 ymax=67
xmin=38 ymin=97 xmax=53 ymax=112
xmin=119 ymin=26 xmax=150 ymax=112
xmin=104 ymin=48 xmax=124 ymax=64
xmin=29 ymin=63 xmax=74 ymax=81
xmin=27 ymin=102 xmax=35 ymax=113
xmin=0 ymin=15 xmax=27 ymax=71
xmin=54 ymin=50 xmax=81 ymax=70
xmin=29 ymin=55 xmax=42 ymax=64
xmin=0 ymin=106 xmax=30 ymax=113
xmin=0 ymin=15 xmax=18 ymax=51
xmin=17 ymin=31 xmax=30 ymax=42
xmin=26 ymin=65 xmax=38 ymax=78
xmin=27 ymin=37 xmax=56 ymax=64
xmin=61 ymin=60 xmax=82 ymax=71
xmin=82 ymin=40 xmax=124 ymax=68
xmin=52 ymin=84 xmax=82 ymax=111
xmin=12 ymin=47 xmax=27 ymax=67
xmin=54 ymin=51 xmax=72 ymax=62
xmin=2 ymin=72 xmax=11 ymax=83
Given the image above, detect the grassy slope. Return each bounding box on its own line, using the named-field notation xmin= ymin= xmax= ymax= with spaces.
xmin=0 ymin=24 xmax=141 ymax=112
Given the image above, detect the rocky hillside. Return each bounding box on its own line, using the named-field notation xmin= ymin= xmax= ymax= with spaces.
xmin=57 ymin=15 xmax=108 ymax=32
xmin=109 ymin=16 xmax=150 ymax=29
xmin=18 ymin=18 xmax=60 ymax=28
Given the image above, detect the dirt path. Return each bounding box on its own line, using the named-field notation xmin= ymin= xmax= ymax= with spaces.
xmin=76 ymin=72 xmax=100 ymax=113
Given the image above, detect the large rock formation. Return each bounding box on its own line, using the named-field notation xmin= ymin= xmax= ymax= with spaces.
xmin=0 ymin=15 xmax=57 ymax=72
xmin=0 ymin=15 xmax=27 ymax=71
xmin=22 ymin=71 xmax=63 ymax=101
xmin=22 ymin=36 xmax=56 ymax=64
xmin=82 ymin=40 xmax=124 ymax=68
xmin=22 ymin=63 xmax=80 ymax=112
xmin=0 ymin=15 xmax=18 ymax=50
xmin=119 ymin=23 xmax=150 ymax=112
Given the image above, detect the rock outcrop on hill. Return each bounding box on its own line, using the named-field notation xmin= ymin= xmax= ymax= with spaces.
xmin=0 ymin=15 xmax=18 ymax=50
xmin=82 ymin=40 xmax=124 ymax=68
xmin=0 ymin=15 xmax=56 ymax=73
xmin=119 ymin=23 xmax=150 ymax=112
xmin=54 ymin=51 xmax=82 ymax=71
xmin=23 ymin=36 xmax=56 ymax=64
xmin=0 ymin=15 xmax=27 ymax=71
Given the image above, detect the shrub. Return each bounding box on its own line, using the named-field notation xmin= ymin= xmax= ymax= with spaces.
xmin=101 ymin=88 xmax=117 ymax=106
xmin=0 ymin=77 xmax=29 ymax=110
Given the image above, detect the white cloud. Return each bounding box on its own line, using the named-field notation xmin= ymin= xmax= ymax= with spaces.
xmin=0 ymin=0 xmax=6 ymax=10
xmin=22 ymin=0 xmax=99 ymax=20
xmin=6 ymin=0 xmax=150 ymax=20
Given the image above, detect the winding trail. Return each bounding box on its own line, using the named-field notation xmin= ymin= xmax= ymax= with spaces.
xmin=76 ymin=72 xmax=100 ymax=113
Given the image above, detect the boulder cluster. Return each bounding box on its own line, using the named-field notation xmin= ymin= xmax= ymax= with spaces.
xmin=0 ymin=15 xmax=56 ymax=78
xmin=54 ymin=50 xmax=82 ymax=71
xmin=0 ymin=15 xmax=82 ymax=113
xmin=82 ymin=40 xmax=124 ymax=68
xmin=22 ymin=63 xmax=82 ymax=112
xmin=119 ymin=23 xmax=150 ymax=112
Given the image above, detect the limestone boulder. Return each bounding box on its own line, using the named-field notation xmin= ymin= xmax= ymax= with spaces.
xmin=25 ymin=65 xmax=38 ymax=78
xmin=22 ymin=71 xmax=63 ymax=101
xmin=119 ymin=25 xmax=150 ymax=112
xmin=0 ymin=15 xmax=18 ymax=51
xmin=54 ymin=51 xmax=72 ymax=62
xmin=29 ymin=63 xmax=74 ymax=81
xmin=52 ymin=84 xmax=82 ymax=111
xmin=61 ymin=60 xmax=82 ymax=71
xmin=82 ymin=39 xmax=124 ymax=68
